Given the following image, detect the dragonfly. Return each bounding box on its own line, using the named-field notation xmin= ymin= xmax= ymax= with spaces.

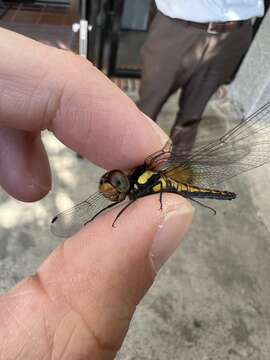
xmin=51 ymin=102 xmax=270 ymax=237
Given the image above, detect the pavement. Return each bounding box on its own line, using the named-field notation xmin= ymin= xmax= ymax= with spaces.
xmin=0 ymin=87 xmax=270 ymax=360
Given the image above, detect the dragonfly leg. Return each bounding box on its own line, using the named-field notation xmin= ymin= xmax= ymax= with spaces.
xmin=158 ymin=175 xmax=171 ymax=211
xmin=112 ymin=201 xmax=135 ymax=227
xmin=159 ymin=182 xmax=164 ymax=210
xmin=112 ymin=182 xmax=165 ymax=227
xmin=188 ymin=197 xmax=217 ymax=215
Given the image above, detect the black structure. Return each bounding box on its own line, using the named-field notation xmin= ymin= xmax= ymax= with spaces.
xmin=97 ymin=0 xmax=154 ymax=77
xmin=0 ymin=0 xmax=8 ymax=19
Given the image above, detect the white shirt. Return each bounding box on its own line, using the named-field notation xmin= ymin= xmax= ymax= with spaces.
xmin=155 ymin=0 xmax=265 ymax=22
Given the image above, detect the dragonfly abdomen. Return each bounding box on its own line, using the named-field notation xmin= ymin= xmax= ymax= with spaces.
xmin=151 ymin=177 xmax=236 ymax=200
xmin=134 ymin=170 xmax=236 ymax=201
xmin=170 ymin=180 xmax=236 ymax=200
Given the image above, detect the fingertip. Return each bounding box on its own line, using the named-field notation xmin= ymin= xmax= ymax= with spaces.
xmin=36 ymin=193 xmax=193 ymax=357
xmin=0 ymin=129 xmax=51 ymax=202
xmin=0 ymin=168 xmax=51 ymax=203
xmin=106 ymin=193 xmax=194 ymax=273
xmin=0 ymin=30 xmax=168 ymax=170
xmin=77 ymin=193 xmax=193 ymax=265
xmin=30 ymin=134 xmax=52 ymax=199
xmin=49 ymin=60 xmax=169 ymax=169
xmin=141 ymin=112 xmax=169 ymax=148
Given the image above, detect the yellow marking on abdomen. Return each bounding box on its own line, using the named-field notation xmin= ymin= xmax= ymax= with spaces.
xmin=153 ymin=178 xmax=167 ymax=192
xmin=178 ymin=183 xmax=188 ymax=192
xmin=137 ymin=170 xmax=155 ymax=185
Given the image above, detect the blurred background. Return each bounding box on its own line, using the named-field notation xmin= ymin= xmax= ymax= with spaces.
xmin=0 ymin=0 xmax=268 ymax=92
xmin=0 ymin=1 xmax=270 ymax=359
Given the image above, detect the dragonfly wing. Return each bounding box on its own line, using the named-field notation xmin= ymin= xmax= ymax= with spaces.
xmin=156 ymin=103 xmax=270 ymax=187
xmin=51 ymin=192 xmax=115 ymax=238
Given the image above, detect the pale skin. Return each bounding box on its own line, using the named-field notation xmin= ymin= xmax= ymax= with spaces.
xmin=0 ymin=29 xmax=194 ymax=359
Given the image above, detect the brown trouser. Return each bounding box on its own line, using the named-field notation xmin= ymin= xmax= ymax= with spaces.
xmin=137 ymin=11 xmax=253 ymax=132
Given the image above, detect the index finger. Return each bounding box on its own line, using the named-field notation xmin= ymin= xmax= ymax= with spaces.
xmin=0 ymin=28 xmax=168 ymax=169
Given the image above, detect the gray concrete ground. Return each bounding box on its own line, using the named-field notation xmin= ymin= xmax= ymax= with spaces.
xmin=0 ymin=88 xmax=270 ymax=360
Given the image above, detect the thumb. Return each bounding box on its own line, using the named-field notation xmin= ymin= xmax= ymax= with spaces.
xmin=0 ymin=194 xmax=193 ymax=360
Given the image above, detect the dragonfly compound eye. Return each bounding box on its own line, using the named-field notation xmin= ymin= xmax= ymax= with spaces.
xmin=99 ymin=170 xmax=129 ymax=202
xmin=109 ymin=170 xmax=130 ymax=193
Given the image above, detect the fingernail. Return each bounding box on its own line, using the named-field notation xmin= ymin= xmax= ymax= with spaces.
xmin=142 ymin=113 xmax=170 ymax=147
xmin=31 ymin=135 xmax=51 ymax=194
xmin=151 ymin=203 xmax=194 ymax=272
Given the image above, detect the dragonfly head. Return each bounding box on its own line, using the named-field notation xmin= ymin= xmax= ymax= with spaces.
xmin=99 ymin=170 xmax=130 ymax=202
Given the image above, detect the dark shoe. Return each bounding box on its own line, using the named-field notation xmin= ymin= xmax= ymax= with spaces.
xmin=170 ymin=120 xmax=199 ymax=154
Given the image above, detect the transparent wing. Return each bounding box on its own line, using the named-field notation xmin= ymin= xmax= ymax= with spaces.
xmin=149 ymin=102 xmax=270 ymax=187
xmin=51 ymin=192 xmax=116 ymax=238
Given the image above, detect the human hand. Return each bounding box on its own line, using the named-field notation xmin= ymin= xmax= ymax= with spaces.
xmin=0 ymin=29 xmax=194 ymax=359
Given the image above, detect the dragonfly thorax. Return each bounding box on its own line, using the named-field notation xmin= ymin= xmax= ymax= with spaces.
xmin=99 ymin=170 xmax=130 ymax=202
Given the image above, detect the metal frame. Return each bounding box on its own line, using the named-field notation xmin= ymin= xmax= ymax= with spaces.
xmin=105 ymin=0 xmax=153 ymax=78
xmin=106 ymin=0 xmax=124 ymax=77
xmin=71 ymin=0 xmax=154 ymax=77
xmin=72 ymin=0 xmax=101 ymax=62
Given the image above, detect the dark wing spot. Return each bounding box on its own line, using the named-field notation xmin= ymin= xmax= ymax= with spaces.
xmin=51 ymin=216 xmax=58 ymax=224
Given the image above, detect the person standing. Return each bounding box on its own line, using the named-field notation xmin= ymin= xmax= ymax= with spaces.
xmin=137 ymin=0 xmax=265 ymax=151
